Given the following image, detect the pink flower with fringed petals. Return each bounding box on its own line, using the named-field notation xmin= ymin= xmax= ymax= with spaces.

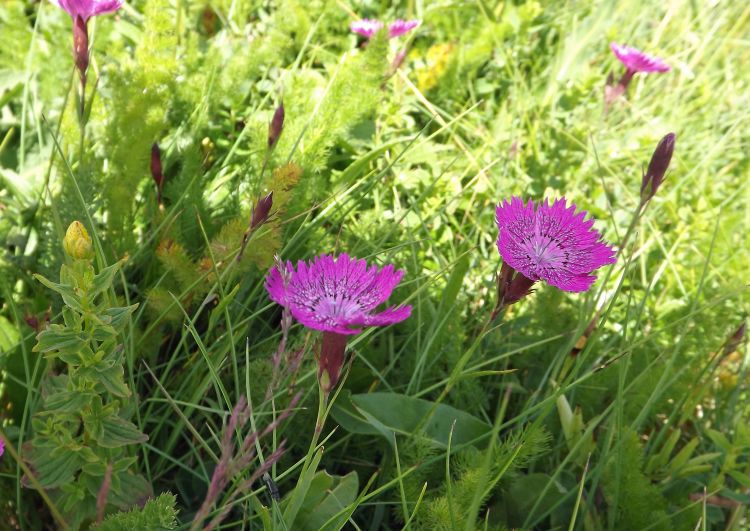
xmin=350 ymin=18 xmax=419 ymax=39
xmin=265 ymin=253 xmax=412 ymax=335
xmin=350 ymin=19 xmax=385 ymax=38
xmin=388 ymin=19 xmax=420 ymax=38
xmin=50 ymin=0 xmax=122 ymax=20
xmin=496 ymin=197 xmax=616 ymax=293
xmin=610 ymin=43 xmax=670 ymax=73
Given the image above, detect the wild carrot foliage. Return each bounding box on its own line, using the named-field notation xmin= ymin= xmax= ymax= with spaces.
xmin=1 ymin=0 xmax=749 ymax=529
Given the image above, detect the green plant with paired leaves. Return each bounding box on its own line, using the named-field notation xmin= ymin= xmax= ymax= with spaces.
xmin=26 ymin=222 xmax=150 ymax=528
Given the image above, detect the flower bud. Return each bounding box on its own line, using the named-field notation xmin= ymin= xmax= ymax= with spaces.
xmin=268 ymin=102 xmax=285 ymax=149
xmin=63 ymin=221 xmax=94 ymax=261
xmin=492 ymin=262 xmax=536 ymax=320
xmin=73 ymin=16 xmax=89 ymax=81
xmin=724 ymin=320 xmax=747 ymax=356
xmin=250 ymin=192 xmax=273 ymax=230
xmin=151 ymin=142 xmax=164 ymax=202
xmin=641 ymin=133 xmax=676 ymax=203
xmin=318 ymin=331 xmax=348 ymax=394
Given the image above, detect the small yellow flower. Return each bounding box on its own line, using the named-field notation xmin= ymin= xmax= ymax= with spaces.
xmin=63 ymin=221 xmax=94 ymax=261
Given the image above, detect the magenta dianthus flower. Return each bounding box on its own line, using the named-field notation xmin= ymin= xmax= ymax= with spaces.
xmin=350 ymin=18 xmax=384 ymax=38
xmin=350 ymin=18 xmax=419 ymax=39
xmin=610 ymin=43 xmax=670 ymax=74
xmin=388 ymin=19 xmax=420 ymax=38
xmin=50 ymin=0 xmax=123 ymax=21
xmin=265 ymin=253 xmax=411 ymax=392
xmin=496 ymin=197 xmax=616 ymax=294
xmin=0 ymin=437 xmax=4 ymax=458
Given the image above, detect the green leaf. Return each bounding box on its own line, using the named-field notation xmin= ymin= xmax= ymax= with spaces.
xmin=348 ymin=392 xmax=491 ymax=448
xmin=103 ymin=304 xmax=138 ymax=332
xmin=34 ymin=326 xmax=86 ymax=354
xmin=44 ymin=391 xmax=94 ymax=413
xmin=34 ymin=274 xmax=84 ymax=312
xmin=94 ymin=365 xmax=131 ymax=398
xmin=283 ymin=447 xmax=323 ymax=528
xmin=89 ymin=261 xmax=123 ymax=300
xmin=97 ymin=415 xmax=148 ymax=448
xmin=706 ymin=429 xmax=733 ymax=453
xmin=330 ymin=390 xmax=380 ymax=436
xmin=505 ymin=473 xmax=566 ymax=526
xmin=28 ymin=445 xmax=83 ymax=488
xmin=107 ymin=471 xmax=154 ymax=510
xmin=296 ymin=471 xmax=359 ymax=531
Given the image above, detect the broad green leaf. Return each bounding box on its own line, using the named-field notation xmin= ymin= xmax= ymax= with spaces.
xmin=29 ymin=445 xmax=83 ymax=488
xmin=44 ymin=391 xmax=94 ymax=413
xmin=94 ymin=365 xmax=131 ymax=397
xmin=349 ymin=392 xmax=491 ymax=448
xmin=283 ymin=447 xmax=323 ymax=528
xmin=330 ymin=390 xmax=380 ymax=436
xmin=103 ymin=304 xmax=139 ymax=332
xmin=34 ymin=326 xmax=86 ymax=354
xmin=106 ymin=472 xmax=154 ymax=510
xmin=297 ymin=471 xmax=359 ymax=531
xmin=97 ymin=415 xmax=148 ymax=448
xmin=505 ymin=473 xmax=566 ymax=527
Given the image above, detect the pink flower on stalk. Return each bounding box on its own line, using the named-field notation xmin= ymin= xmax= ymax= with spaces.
xmin=350 ymin=19 xmax=384 ymax=38
xmin=0 ymin=437 xmax=4 ymax=458
xmin=388 ymin=19 xmax=420 ymax=38
xmin=49 ymin=0 xmax=123 ymax=21
xmin=610 ymin=43 xmax=670 ymax=74
xmin=350 ymin=18 xmax=420 ymax=39
xmin=265 ymin=254 xmax=411 ymax=392
xmin=496 ymin=198 xmax=616 ymax=294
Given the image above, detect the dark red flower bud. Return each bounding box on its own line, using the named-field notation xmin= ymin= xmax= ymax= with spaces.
xmin=318 ymin=331 xmax=348 ymax=394
xmin=492 ymin=262 xmax=537 ymax=320
xmin=151 ymin=142 xmax=164 ymax=203
xmin=73 ymin=16 xmax=89 ymax=81
xmin=268 ymin=102 xmax=285 ymax=149
xmin=250 ymin=191 xmax=273 ymax=230
xmin=641 ymin=133 xmax=676 ymax=203
xmin=724 ymin=320 xmax=746 ymax=356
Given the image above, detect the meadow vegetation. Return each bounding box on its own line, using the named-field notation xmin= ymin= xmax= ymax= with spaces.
xmin=1 ymin=0 xmax=749 ymax=529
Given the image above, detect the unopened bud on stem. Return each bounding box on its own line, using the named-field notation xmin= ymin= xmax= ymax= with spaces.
xmin=641 ymin=133 xmax=676 ymax=203
xmin=268 ymin=101 xmax=285 ymax=149
xmin=250 ymin=192 xmax=273 ymax=230
xmin=73 ymin=16 xmax=89 ymax=85
xmin=63 ymin=221 xmax=94 ymax=261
